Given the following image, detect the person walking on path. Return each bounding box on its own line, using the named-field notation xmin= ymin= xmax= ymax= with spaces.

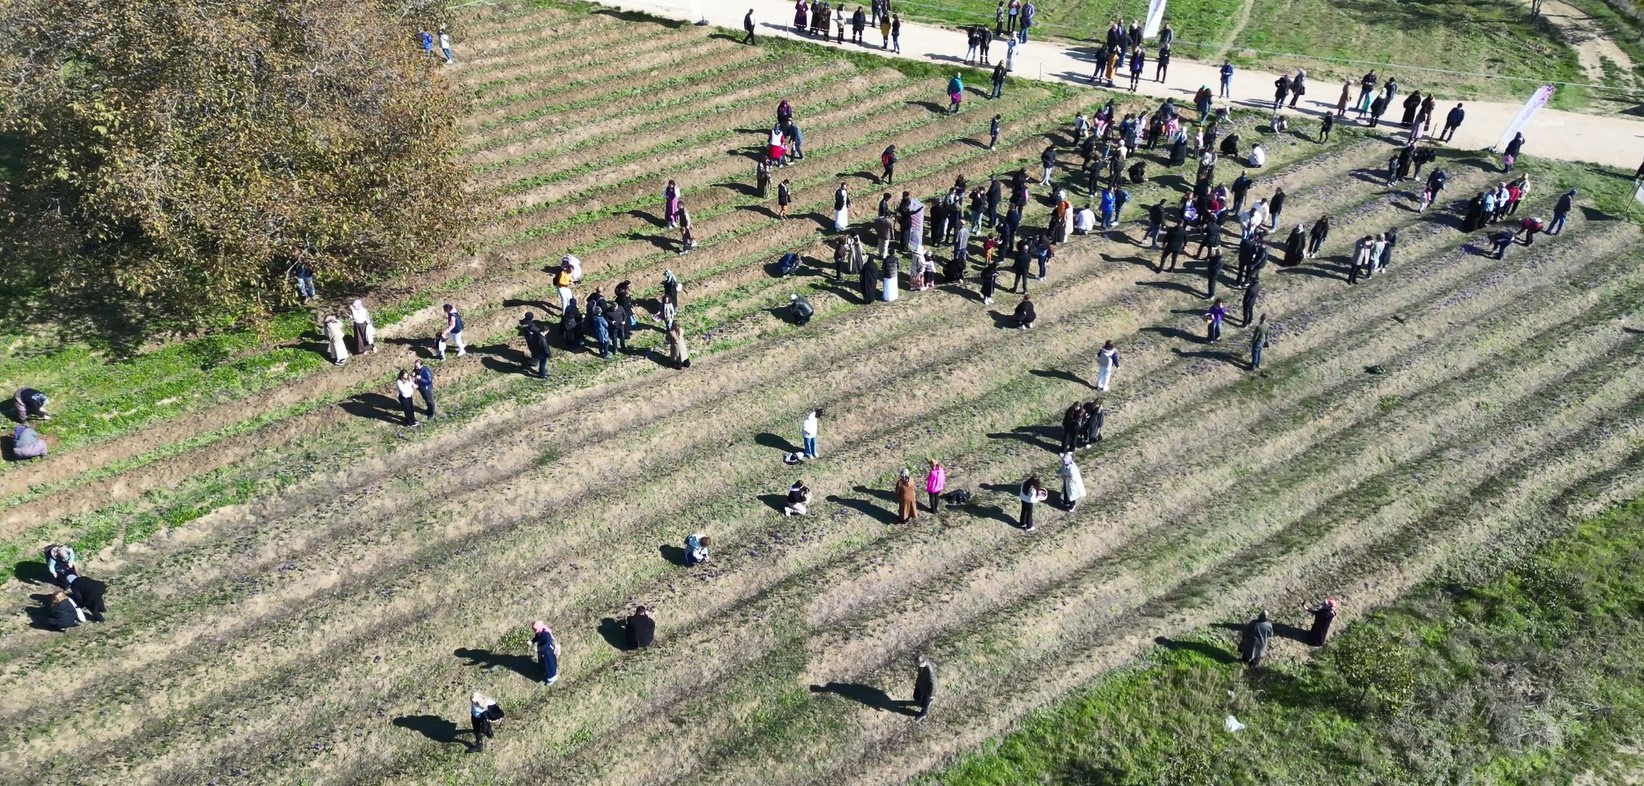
xmin=436 ymin=303 xmax=466 ymax=360
xmin=1018 ymin=476 xmax=1048 ymax=531
xmin=1550 ymin=189 xmax=1576 ymax=234
xmin=438 ymin=29 xmax=453 ymax=63
xmin=1267 ymin=187 xmax=1286 ymax=229
xmin=1058 ymin=452 xmax=1085 ymax=511
xmin=1503 ymin=132 xmax=1525 ymax=173
xmin=925 ymin=459 xmax=947 ymax=513
xmin=1094 ymin=340 xmax=1120 ymax=391
xmin=881 ymin=144 xmax=898 ymax=184
xmin=469 ymin=692 xmax=499 ymax=751
xmin=1240 ymin=611 xmax=1274 ymax=667
xmin=663 ymin=179 xmax=681 ymax=228
xmin=1440 ymin=103 xmax=1465 ymax=142
xmin=988 ymin=113 xmax=1002 ymax=149
xmin=531 ymin=621 xmax=561 ymax=685
xmin=743 ymin=9 xmax=756 ymax=43
xmin=1205 ymin=299 xmax=1227 ymax=342
xmin=1250 ymin=313 xmax=1269 ymax=371
xmin=990 ymin=60 xmax=1006 ymax=99
xmin=412 ymin=358 xmax=435 ymax=419
xmin=1307 ymin=598 xmax=1338 ymax=646
xmin=520 ymin=313 xmax=552 ymax=379
xmin=322 ymin=314 xmax=349 ymax=366
xmin=911 ymin=653 xmax=936 ymax=719
xmin=801 ymin=409 xmax=821 ymax=459
xmin=1039 ymin=144 xmax=1057 ymax=185
xmin=1219 ymin=59 xmax=1233 ymax=98
xmin=890 ymin=13 xmax=901 ymax=52
xmin=1127 ymin=48 xmax=1145 ymax=92
xmin=947 ymin=73 xmax=965 ymax=114
xmin=394 ymin=370 xmax=418 ymax=427
xmin=677 ymin=202 xmax=697 ymax=253
xmin=895 ymin=468 xmax=918 ymax=523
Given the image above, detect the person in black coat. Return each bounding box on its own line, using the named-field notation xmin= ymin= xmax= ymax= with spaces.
xmin=980 ymin=257 xmax=999 ymax=305
xmin=911 ymin=653 xmax=936 ymax=719
xmin=1307 ymin=598 xmax=1337 ymax=646
xmin=1282 ymin=224 xmax=1305 ymax=266
xmin=66 ymin=573 xmax=107 ymax=622
xmin=626 ymin=606 xmax=656 ymax=649
xmin=1464 ymin=193 xmax=1485 ymax=232
xmin=859 ymin=257 xmax=880 ymax=304
xmin=1159 ymin=223 xmax=1189 ymax=272
xmin=1060 ymin=402 xmax=1083 ymax=452
xmin=1080 ymin=400 xmax=1105 ymax=446
xmin=1242 ymin=279 xmax=1261 ymax=327
xmin=1379 ymin=228 xmax=1399 ymax=272
xmin=520 ymin=314 xmax=553 ymax=378
xmin=1308 ymin=215 xmax=1331 ymax=258
xmin=1205 ymin=251 xmax=1226 ymax=299
xmin=1195 ymin=220 xmax=1223 ymax=259
xmin=47 ymin=591 xmax=82 ymax=631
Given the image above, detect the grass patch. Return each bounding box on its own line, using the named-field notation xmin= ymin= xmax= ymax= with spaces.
xmin=926 ymin=497 xmax=1644 ymax=785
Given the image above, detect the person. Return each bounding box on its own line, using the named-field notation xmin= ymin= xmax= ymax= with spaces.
xmin=1204 ymin=299 xmax=1226 ymax=342
xmin=833 ymin=183 xmax=850 ymax=230
xmin=947 ymin=73 xmax=964 ymax=114
xmin=413 ymin=359 xmax=435 ymax=419
xmin=987 ymin=113 xmax=1002 ymax=150
xmin=1219 ymin=59 xmax=1233 ymax=98
xmin=520 ymin=313 xmax=552 ymax=378
xmin=1039 ymin=144 xmax=1056 ymax=186
xmin=1060 ymin=401 xmax=1083 ymax=453
xmin=1319 ymin=111 xmax=1334 ymax=143
xmin=1518 ymin=215 xmax=1546 ymax=247
xmin=531 ymin=621 xmax=561 ymax=685
xmin=1503 ymin=132 xmax=1525 ymax=172
xmin=1159 ymin=222 xmax=1188 ymax=272
xmin=1018 ymin=476 xmax=1048 ymax=531
xmin=343 ymin=299 xmax=378 ymax=356
xmin=666 ymin=322 xmax=691 ymax=370
xmin=880 ymin=145 xmax=898 ymax=184
xmin=852 ymin=6 xmax=867 ymax=43
xmin=743 ymin=8 xmax=756 ymax=43
xmin=1155 ymin=44 xmax=1170 ymax=82
xmin=1550 ymin=189 xmax=1576 ymax=235
xmin=1095 ymin=340 xmax=1120 ymax=391
xmin=801 ymin=409 xmax=821 ymax=459
xmin=677 ymin=202 xmax=696 ymax=253
xmin=879 ymin=5 xmax=891 ymax=46
xmin=789 ymin=294 xmax=815 ymax=326
xmin=1489 ymin=228 xmax=1516 ymax=260
xmin=1013 ymin=295 xmax=1036 ymax=329
xmin=419 ymin=29 xmax=434 ymax=58
xmin=394 ymin=370 xmax=418 ymax=427
xmin=1282 ymin=224 xmax=1304 ymax=267
xmin=784 ymin=479 xmax=812 ymax=515
xmin=438 ymin=28 xmax=453 ymax=63
xmin=12 ymin=422 xmax=47 ymax=459
xmin=469 ymin=692 xmax=500 ymax=751
xmin=551 ymin=261 xmax=575 ymax=311
xmin=1307 ymin=215 xmax=1330 ymax=259
xmin=436 ymin=303 xmax=466 ymax=360
xmin=1248 ymin=143 xmax=1267 ymax=168
xmin=47 ymin=590 xmax=83 ymax=631
xmin=1379 ymin=227 xmax=1399 ymax=273
xmin=1080 ymin=400 xmax=1105 ymax=446
xmin=1440 ymin=102 xmax=1464 ymax=142
xmin=1058 ymin=452 xmax=1085 ymax=511
xmin=684 ymin=532 xmax=712 ymax=566
xmin=1268 ymin=187 xmax=1286 ymax=229
xmin=623 ymin=606 xmax=656 ymax=649
xmin=980 ymin=254 xmax=999 ymax=306
xmin=912 ymin=653 xmax=936 ymax=719
xmin=882 ymin=252 xmax=901 ymax=302
xmin=925 ymin=459 xmax=947 ymax=513
xmin=895 ymin=468 xmax=917 ymax=523
xmin=1250 ymin=313 xmax=1269 ymax=371
xmin=663 ymin=179 xmax=681 ymax=228
xmin=1204 ymin=250 xmax=1226 ymax=300
xmin=12 ymin=387 xmax=50 ymax=423
xmin=64 ymin=572 xmax=107 ymax=622
xmin=1307 ymin=598 xmax=1338 ymax=646
xmin=44 ymin=544 xmax=76 ymax=584
xmin=1127 ymin=48 xmax=1145 ymax=91
xmin=1240 ymin=611 xmax=1274 ymax=667
xmin=322 ymin=314 xmax=349 ymax=366
xmin=1073 ymin=203 xmax=1096 ymax=235
xmin=890 ymin=13 xmax=901 ymax=53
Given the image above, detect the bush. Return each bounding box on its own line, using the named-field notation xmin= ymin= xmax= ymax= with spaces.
xmin=0 ymin=0 xmax=474 ymax=338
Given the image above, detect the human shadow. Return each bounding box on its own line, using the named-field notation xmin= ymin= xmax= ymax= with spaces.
xmin=835 ymin=169 xmax=879 ymax=183
xmin=380 ymin=336 xmax=432 ymax=358
xmin=452 ymin=647 xmax=539 ymax=680
xmin=824 ymin=493 xmax=900 ymax=525
xmin=755 ymin=432 xmax=798 ymax=453
xmin=502 ymin=297 xmax=554 ymax=314
xmin=626 ymin=209 xmax=666 ymax=227
xmin=1028 ymin=368 xmax=1087 ymax=386
xmin=598 ymin=617 xmax=632 ymax=651
xmin=960 ymin=137 xmax=990 ymax=149
xmin=11 ymin=560 xmax=51 ymax=585
xmin=809 ymin=682 xmax=918 ymax=715
xmin=659 ymin=543 xmax=689 ymax=567
xmin=985 ymin=424 xmax=1060 ymax=452
xmin=1172 ymin=346 xmax=1242 ymax=366
xmin=986 ymin=309 xmax=1021 ymax=329
xmin=1140 ymin=325 xmax=1198 ymax=342
xmin=714 ymin=180 xmax=759 ymax=197
xmin=1279 ymin=263 xmax=1348 ymax=282
xmin=391 ymin=715 xmax=468 ymax=748
xmin=338 ymin=392 xmax=404 ymax=425
xmin=1271 ymin=620 xmax=1312 ymax=644
xmin=759 ymin=493 xmax=790 ymax=514
xmin=475 ymin=343 xmax=529 ymax=376
xmin=1154 ymin=635 xmax=1239 ymax=664
xmin=1134 ymin=279 xmax=1199 ymax=296
xmin=630 ymin=232 xmax=678 ymax=252
xmin=904 ymin=99 xmax=947 ymax=114
xmin=23 ymin=593 xmax=57 ymax=630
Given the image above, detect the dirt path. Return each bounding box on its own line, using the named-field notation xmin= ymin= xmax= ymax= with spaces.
xmin=1536 ymin=0 xmax=1637 ymax=83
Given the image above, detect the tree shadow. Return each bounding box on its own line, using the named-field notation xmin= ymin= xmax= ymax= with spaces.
xmin=1028 ymin=368 xmax=1087 ymax=386
xmin=452 ymin=647 xmax=538 ymax=680
xmin=593 ymin=6 xmax=688 ymax=26
xmin=1134 ymin=279 xmax=1199 ymax=296
xmin=986 ymin=424 xmax=1060 ymax=452
xmin=824 ymin=493 xmax=899 ymax=525
xmin=1154 ymin=635 xmax=1239 ymax=664
xmin=659 ymin=543 xmax=689 ymax=567
xmin=338 ymin=392 xmax=404 ymax=424
xmin=598 ymin=617 xmax=632 ymax=651
xmin=809 ymin=682 xmax=918 ymax=715
xmin=391 ymin=714 xmax=469 ymax=749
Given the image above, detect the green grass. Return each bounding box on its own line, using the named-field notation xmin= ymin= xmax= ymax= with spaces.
xmin=925 ymin=497 xmax=1644 ymax=785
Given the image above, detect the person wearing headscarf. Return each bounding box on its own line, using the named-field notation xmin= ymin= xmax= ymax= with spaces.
xmin=559 ymin=298 xmax=583 ymax=346
xmin=44 ymin=544 xmax=76 ymax=583
xmin=881 ymin=253 xmax=901 ymax=302
xmin=661 ymin=268 xmax=681 ymax=311
xmin=1239 ymin=610 xmax=1274 ymax=667
xmin=833 ymin=183 xmax=851 ymax=231
xmin=469 ymin=691 xmax=500 ymax=751
xmin=1080 ymin=400 xmax=1105 ymax=446
xmin=1094 ymin=340 xmax=1120 ymax=391
xmin=859 ymin=256 xmax=880 ymax=304
xmin=322 ymin=315 xmax=349 ymax=366
xmin=902 ymin=194 xmax=926 ymax=253
xmin=1058 ymin=452 xmax=1085 ymax=511
xmin=1307 ymin=598 xmax=1338 ymax=646
xmin=531 ymin=621 xmax=561 ymax=685
xmin=12 ymin=423 xmax=47 ymax=459
xmin=666 ymin=322 xmax=690 ymax=370
xmin=894 ymin=468 xmax=918 ymax=522
xmin=349 ymin=299 xmax=376 ymax=355
xmin=1283 ymin=223 xmax=1305 ymax=267
xmin=65 ymin=572 xmax=107 ymax=622
xmin=1018 ymin=475 xmax=1048 ymax=531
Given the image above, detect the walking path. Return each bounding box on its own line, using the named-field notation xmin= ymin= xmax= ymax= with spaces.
xmin=604 ymin=0 xmax=1644 ymax=171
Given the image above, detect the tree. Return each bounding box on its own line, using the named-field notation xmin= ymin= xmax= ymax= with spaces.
xmin=0 ymin=0 xmax=473 ymax=338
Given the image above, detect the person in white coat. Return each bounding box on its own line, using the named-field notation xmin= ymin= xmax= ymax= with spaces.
xmin=1094 ymin=340 xmax=1120 ymax=391
xmin=1058 ymin=452 xmax=1086 ymax=510
xmin=322 ymin=314 xmax=349 ymax=366
xmin=833 ymin=183 xmax=851 ymax=231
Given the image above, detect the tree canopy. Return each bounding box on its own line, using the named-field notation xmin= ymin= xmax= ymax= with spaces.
xmin=0 ymin=0 xmax=472 ymax=338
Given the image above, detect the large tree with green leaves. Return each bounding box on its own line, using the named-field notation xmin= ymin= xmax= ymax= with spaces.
xmin=0 ymin=0 xmax=472 ymax=337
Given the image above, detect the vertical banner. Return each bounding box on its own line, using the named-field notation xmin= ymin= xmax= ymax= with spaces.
xmin=1496 ymin=84 xmax=1555 ymax=150
xmin=1143 ymin=0 xmax=1168 ymax=39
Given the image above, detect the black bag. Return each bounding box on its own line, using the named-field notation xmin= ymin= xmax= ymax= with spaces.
xmin=484 ymin=704 xmax=505 ymax=721
xmin=944 ymin=488 xmax=974 ymax=505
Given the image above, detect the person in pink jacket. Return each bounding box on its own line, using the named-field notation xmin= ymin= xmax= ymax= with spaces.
xmin=925 ymin=459 xmax=947 ymax=513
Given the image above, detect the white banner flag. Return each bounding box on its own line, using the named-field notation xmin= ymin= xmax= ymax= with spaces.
xmin=1143 ymin=0 xmax=1168 ymax=39
xmin=1497 ymin=84 xmax=1555 ymax=151
xmin=1634 ymin=181 xmax=1644 ymax=208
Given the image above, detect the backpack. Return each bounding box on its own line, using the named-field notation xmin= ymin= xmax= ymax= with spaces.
xmin=944 ymin=488 xmax=974 ymax=505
